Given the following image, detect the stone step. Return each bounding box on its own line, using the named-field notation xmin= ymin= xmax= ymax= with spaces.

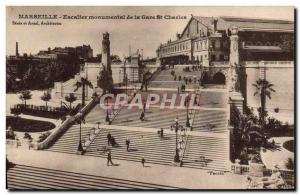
xmin=7 ymin=164 xmax=178 ymax=190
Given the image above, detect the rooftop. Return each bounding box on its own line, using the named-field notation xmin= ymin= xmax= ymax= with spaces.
xmin=193 ymin=16 xmax=294 ymax=32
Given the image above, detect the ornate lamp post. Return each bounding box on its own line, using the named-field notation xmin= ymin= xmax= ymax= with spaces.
xmin=125 ymin=73 xmax=128 ymax=101
xmin=185 ymin=93 xmax=190 ymax=127
xmin=171 ymin=117 xmax=185 ymax=163
xmin=77 ymin=111 xmax=84 ymax=154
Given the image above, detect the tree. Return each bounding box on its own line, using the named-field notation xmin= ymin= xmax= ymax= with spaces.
xmin=19 ymin=90 xmax=32 ymax=107
xmin=230 ymin=107 xmax=253 ymax=163
xmin=74 ymin=77 xmax=93 ymax=107
xmin=97 ymin=65 xmax=114 ymax=94
xmin=65 ymin=93 xmax=77 ymax=108
xmin=41 ymin=91 xmax=51 ymax=107
xmin=253 ymin=79 xmax=276 ymax=127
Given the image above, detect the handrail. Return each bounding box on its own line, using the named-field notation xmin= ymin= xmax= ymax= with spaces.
xmin=35 ymin=96 xmax=100 ymax=150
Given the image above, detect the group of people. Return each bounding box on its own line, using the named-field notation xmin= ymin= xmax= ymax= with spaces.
xmin=106 ymin=132 xmax=117 ymax=147
xmin=105 ymin=132 xmax=147 ymax=167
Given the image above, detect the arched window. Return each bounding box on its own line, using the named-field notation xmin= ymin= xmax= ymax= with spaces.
xmin=212 ymin=72 xmax=226 ymax=85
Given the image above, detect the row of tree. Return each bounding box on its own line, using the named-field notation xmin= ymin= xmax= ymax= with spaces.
xmin=19 ymin=91 xmax=78 ymax=110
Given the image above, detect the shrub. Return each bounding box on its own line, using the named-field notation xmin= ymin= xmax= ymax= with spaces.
xmin=286 ymin=158 xmax=294 ymax=170
xmin=24 ymin=132 xmax=32 ymax=140
xmin=6 ymin=129 xmax=16 ymax=140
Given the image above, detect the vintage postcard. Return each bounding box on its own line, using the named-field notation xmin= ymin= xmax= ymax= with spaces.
xmin=6 ymin=6 xmax=295 ymax=190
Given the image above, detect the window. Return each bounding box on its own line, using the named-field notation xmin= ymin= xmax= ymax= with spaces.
xmin=211 ymin=40 xmax=216 ymax=50
xmin=219 ymin=54 xmax=224 ymax=61
xmin=211 ymin=55 xmax=216 ymax=61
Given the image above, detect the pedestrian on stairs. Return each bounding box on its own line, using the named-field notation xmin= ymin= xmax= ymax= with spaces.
xmin=160 ymin=128 xmax=164 ymax=138
xmin=107 ymin=151 xmax=114 ymax=166
xmin=141 ymin=157 xmax=146 ymax=167
xmin=126 ymin=137 xmax=130 ymax=152
xmin=140 ymin=112 xmax=145 ymax=121
xmin=107 ymin=132 xmax=112 ymax=145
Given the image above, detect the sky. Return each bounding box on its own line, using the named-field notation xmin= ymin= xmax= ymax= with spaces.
xmin=6 ymin=6 xmax=294 ymax=59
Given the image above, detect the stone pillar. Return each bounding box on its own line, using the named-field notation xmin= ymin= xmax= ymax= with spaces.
xmin=228 ymin=26 xmax=244 ymax=113
xmin=228 ymin=26 xmax=239 ymax=93
xmin=102 ymin=32 xmax=111 ymax=74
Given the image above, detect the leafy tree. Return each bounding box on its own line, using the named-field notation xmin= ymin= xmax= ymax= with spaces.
xmin=97 ymin=65 xmax=114 ymax=94
xmin=253 ymin=79 xmax=276 ymax=127
xmin=230 ymin=107 xmax=253 ymax=163
xmin=19 ymin=90 xmax=32 ymax=107
xmin=65 ymin=93 xmax=77 ymax=108
xmin=111 ymin=55 xmax=121 ymax=62
xmin=41 ymin=91 xmax=52 ymax=107
xmin=74 ymin=77 xmax=93 ymax=107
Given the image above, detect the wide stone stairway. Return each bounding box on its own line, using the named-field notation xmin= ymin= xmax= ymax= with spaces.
xmin=191 ymin=110 xmax=228 ymax=133
xmin=112 ymin=107 xmax=188 ymax=130
xmin=182 ymin=135 xmax=229 ymax=171
xmin=85 ymin=128 xmax=176 ymax=166
xmin=7 ymin=164 xmax=179 ymax=190
xmin=148 ymin=66 xmax=202 ymax=89
xmin=45 ymin=125 xmax=93 ymax=154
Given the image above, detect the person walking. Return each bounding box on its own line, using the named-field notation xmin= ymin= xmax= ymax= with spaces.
xmin=126 ymin=137 xmax=130 ymax=152
xmin=107 ymin=151 xmax=114 ymax=166
xmin=140 ymin=112 xmax=145 ymax=121
xmin=141 ymin=157 xmax=146 ymax=167
xmin=160 ymin=128 xmax=164 ymax=138
xmin=107 ymin=132 xmax=112 ymax=145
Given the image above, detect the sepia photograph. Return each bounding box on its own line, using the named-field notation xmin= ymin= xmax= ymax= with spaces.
xmin=5 ymin=6 xmax=295 ymax=190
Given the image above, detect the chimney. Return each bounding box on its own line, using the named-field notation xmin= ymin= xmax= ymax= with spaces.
xmin=16 ymin=42 xmax=19 ymax=57
xmin=211 ymin=18 xmax=218 ymax=33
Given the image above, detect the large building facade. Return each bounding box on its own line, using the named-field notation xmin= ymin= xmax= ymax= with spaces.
xmin=157 ymin=16 xmax=294 ymax=66
xmin=157 ymin=16 xmax=294 ymax=124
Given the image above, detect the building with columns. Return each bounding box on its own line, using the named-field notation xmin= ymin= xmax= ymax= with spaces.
xmin=157 ymin=16 xmax=294 ymax=124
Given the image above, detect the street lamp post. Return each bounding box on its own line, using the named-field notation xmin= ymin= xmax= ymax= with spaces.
xmin=171 ymin=117 xmax=185 ymax=163
xmin=185 ymin=94 xmax=190 ymax=127
xmin=77 ymin=112 xmax=84 ymax=154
